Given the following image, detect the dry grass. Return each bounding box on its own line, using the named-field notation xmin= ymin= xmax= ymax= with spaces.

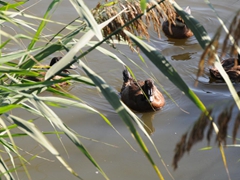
xmin=196 ymin=11 xmax=240 ymax=79
xmin=92 ymin=0 xmax=176 ymax=47
xmin=172 ymin=102 xmax=240 ymax=170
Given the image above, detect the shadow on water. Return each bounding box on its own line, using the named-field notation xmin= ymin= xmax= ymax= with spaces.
xmin=141 ymin=112 xmax=156 ymax=135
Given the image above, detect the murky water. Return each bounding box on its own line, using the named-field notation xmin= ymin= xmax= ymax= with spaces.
xmin=7 ymin=0 xmax=240 ymax=179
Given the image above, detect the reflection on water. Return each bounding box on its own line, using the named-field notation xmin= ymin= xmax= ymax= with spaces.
xmin=171 ymin=52 xmax=196 ymax=61
xmin=164 ymin=37 xmax=190 ymax=46
xmin=141 ymin=112 xmax=156 ymax=135
xmin=9 ymin=0 xmax=240 ymax=180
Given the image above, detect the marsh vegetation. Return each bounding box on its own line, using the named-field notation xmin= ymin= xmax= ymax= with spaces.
xmin=0 ymin=0 xmax=240 ymax=179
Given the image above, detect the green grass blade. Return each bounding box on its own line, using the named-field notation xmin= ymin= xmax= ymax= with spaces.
xmin=45 ymin=8 xmax=125 ymax=80
xmin=0 ymin=105 xmax=21 ymax=114
xmin=124 ymin=30 xmax=206 ymax=111
xmin=87 ymin=42 xmax=126 ymax=65
xmin=19 ymin=24 xmax=84 ymax=70
xmin=33 ymin=95 xmax=135 ymax=150
xmin=171 ymin=1 xmax=211 ymax=49
xmin=27 ymin=0 xmax=61 ymax=50
xmin=31 ymin=95 xmax=109 ymax=180
xmin=0 ymin=47 xmax=42 ymax=65
xmin=0 ymin=1 xmax=26 ymax=11
xmin=5 ymin=113 xmax=83 ymax=179
xmin=69 ymin=0 xmax=103 ymax=41
xmin=19 ymin=43 xmax=63 ymax=69
xmin=45 ymin=29 xmax=95 ymax=80
xmin=80 ymin=61 xmax=164 ymax=180
xmin=0 ymin=66 xmax=38 ymax=75
xmin=140 ymin=0 xmax=147 ymax=12
xmin=0 ymin=155 xmax=14 ymax=180
xmin=172 ymin=1 xmax=240 ymax=109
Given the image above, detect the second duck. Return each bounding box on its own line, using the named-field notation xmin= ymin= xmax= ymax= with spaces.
xmin=120 ymin=67 xmax=165 ymax=112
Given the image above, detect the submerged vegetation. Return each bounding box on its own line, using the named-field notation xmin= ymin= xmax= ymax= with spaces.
xmin=0 ymin=0 xmax=239 ymax=179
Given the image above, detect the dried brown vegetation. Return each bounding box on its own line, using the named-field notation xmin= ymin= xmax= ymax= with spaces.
xmin=172 ymin=103 xmax=240 ymax=170
xmin=196 ymin=11 xmax=240 ymax=81
xmin=92 ymin=0 xmax=176 ymax=47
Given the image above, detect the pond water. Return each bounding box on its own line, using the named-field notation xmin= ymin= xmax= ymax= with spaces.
xmin=8 ymin=0 xmax=240 ymax=180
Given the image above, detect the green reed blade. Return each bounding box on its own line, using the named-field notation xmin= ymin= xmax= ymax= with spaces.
xmin=0 ymin=155 xmax=14 ymax=180
xmin=124 ymin=30 xmax=206 ymax=112
xmin=69 ymin=0 xmax=103 ymax=41
xmin=27 ymin=0 xmax=61 ymax=51
xmin=5 ymin=113 xmax=83 ymax=179
xmin=31 ymin=95 xmax=108 ymax=180
xmin=80 ymin=61 xmax=164 ymax=180
xmin=172 ymin=2 xmax=240 ymax=109
xmin=0 ymin=1 xmax=27 ymax=11
xmin=45 ymin=8 xmax=125 ymax=80
xmin=0 ymin=105 xmax=21 ymax=114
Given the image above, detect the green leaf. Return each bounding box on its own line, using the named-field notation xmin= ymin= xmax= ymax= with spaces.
xmin=80 ymin=61 xmax=164 ymax=180
xmin=0 ymin=47 xmax=43 ymax=65
xmin=0 ymin=66 xmax=38 ymax=75
xmin=5 ymin=113 xmax=83 ymax=179
xmin=0 ymin=155 xmax=14 ymax=180
xmin=45 ymin=8 xmax=126 ymax=80
xmin=199 ymin=146 xmax=212 ymax=151
xmin=27 ymin=0 xmax=61 ymax=50
xmin=140 ymin=0 xmax=147 ymax=12
xmin=0 ymin=1 xmax=27 ymax=11
xmin=172 ymin=2 xmax=210 ymax=49
xmin=69 ymin=0 xmax=103 ymax=41
xmin=124 ymin=30 xmax=206 ymax=112
xmin=30 ymin=95 xmax=109 ymax=180
xmin=0 ymin=105 xmax=21 ymax=114
xmin=172 ymin=2 xmax=240 ymax=109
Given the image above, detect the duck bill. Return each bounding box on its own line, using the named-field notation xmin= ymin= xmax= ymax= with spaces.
xmin=148 ymin=89 xmax=153 ymax=102
xmin=149 ymin=95 xmax=154 ymax=102
xmin=69 ymin=64 xmax=77 ymax=70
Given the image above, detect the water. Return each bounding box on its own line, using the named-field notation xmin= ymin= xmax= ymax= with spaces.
xmin=7 ymin=0 xmax=240 ymax=179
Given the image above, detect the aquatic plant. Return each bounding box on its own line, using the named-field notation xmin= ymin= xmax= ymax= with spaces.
xmin=171 ymin=2 xmax=240 ymax=178
xmin=0 ymin=0 xmax=180 ymax=179
xmin=0 ymin=0 xmax=239 ymax=180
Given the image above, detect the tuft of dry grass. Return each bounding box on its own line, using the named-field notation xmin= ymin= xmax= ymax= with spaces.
xmin=196 ymin=11 xmax=240 ymax=81
xmin=172 ymin=110 xmax=211 ymax=170
xmin=172 ymin=103 xmax=240 ymax=170
xmin=92 ymin=0 xmax=176 ymax=47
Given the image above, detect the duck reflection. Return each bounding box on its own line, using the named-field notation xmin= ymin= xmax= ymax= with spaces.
xmin=171 ymin=52 xmax=195 ymax=61
xmin=165 ymin=37 xmax=189 ymax=46
xmin=141 ymin=112 xmax=156 ymax=135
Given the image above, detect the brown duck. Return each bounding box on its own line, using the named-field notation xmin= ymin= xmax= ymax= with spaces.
xmin=120 ymin=67 xmax=165 ymax=112
xmin=26 ymin=57 xmax=76 ymax=87
xmin=162 ymin=6 xmax=193 ymax=39
xmin=209 ymin=54 xmax=240 ymax=82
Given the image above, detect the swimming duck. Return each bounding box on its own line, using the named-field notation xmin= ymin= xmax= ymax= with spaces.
xmin=209 ymin=54 xmax=240 ymax=82
xmin=120 ymin=67 xmax=165 ymax=112
xmin=162 ymin=6 xmax=193 ymax=39
xmin=26 ymin=57 xmax=76 ymax=87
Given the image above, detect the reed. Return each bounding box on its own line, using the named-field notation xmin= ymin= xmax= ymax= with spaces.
xmin=0 ymin=0 xmax=239 ymax=179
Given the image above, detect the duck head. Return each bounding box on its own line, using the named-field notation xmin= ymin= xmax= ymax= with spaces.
xmin=50 ymin=57 xmax=77 ymax=70
xmin=175 ymin=6 xmax=191 ymax=27
xmin=143 ymin=79 xmax=154 ymax=102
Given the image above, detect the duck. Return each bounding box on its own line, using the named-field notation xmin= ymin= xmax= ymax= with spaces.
xmin=25 ymin=57 xmax=77 ymax=87
xmin=162 ymin=6 xmax=193 ymax=39
xmin=120 ymin=67 xmax=165 ymax=112
xmin=209 ymin=54 xmax=240 ymax=82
